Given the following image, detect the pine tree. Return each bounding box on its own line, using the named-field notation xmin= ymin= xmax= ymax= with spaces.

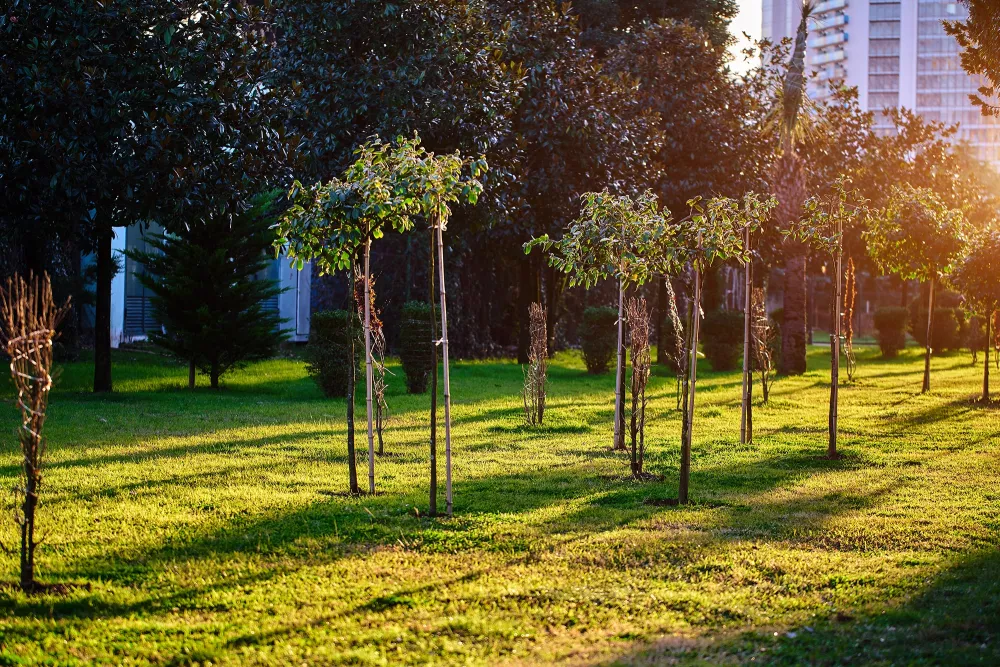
xmin=127 ymin=192 xmax=288 ymax=388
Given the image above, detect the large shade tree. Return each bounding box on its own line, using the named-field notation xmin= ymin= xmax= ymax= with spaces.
xmin=0 ymin=0 xmax=292 ymax=392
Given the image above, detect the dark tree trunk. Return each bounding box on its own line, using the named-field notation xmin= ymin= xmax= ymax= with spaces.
xmin=656 ymin=278 xmax=668 ymax=366
xmin=20 ymin=468 xmax=38 ymax=592
xmin=781 ymin=250 xmax=808 ymax=375
xmin=922 ymin=276 xmax=935 ymax=393
xmin=543 ymin=264 xmax=565 ymax=353
xmin=984 ymin=310 xmax=992 ymax=402
xmin=429 ymin=228 xmax=438 ymax=516
xmin=94 ymin=226 xmax=113 ymax=393
xmin=210 ymin=362 xmax=220 ymax=389
xmin=517 ymin=254 xmax=537 ymax=364
xmin=189 ymin=359 xmax=196 ymax=389
xmin=347 ymin=257 xmax=360 ymax=495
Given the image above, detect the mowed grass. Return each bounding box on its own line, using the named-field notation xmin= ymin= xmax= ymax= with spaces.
xmin=0 ymin=344 xmax=998 ymax=665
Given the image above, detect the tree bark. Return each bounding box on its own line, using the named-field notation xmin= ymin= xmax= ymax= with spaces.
xmin=517 ymin=255 xmax=536 ymax=364
xmin=347 ymin=257 xmax=360 ymax=495
xmin=94 ymin=226 xmax=113 ymax=393
xmin=435 ymin=219 xmax=454 ymax=517
xmin=364 ymin=239 xmax=376 ymax=495
xmin=189 ymin=359 xmax=196 ymax=390
xmin=656 ymin=277 xmax=668 ymax=366
xmin=781 ymin=248 xmax=808 ymax=375
xmin=429 ymin=228 xmax=438 ymax=517
xmin=210 ymin=362 xmax=220 ymax=389
xmin=20 ymin=467 xmax=38 ymax=591
xmin=544 ymin=265 xmax=566 ymax=354
xmin=984 ymin=311 xmax=992 ymax=402
xmin=922 ymin=275 xmax=935 ymax=394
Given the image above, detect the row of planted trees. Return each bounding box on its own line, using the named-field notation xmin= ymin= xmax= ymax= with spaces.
xmin=273 ymin=131 xmax=1000 ymax=517
xmin=3 ymin=158 xmax=996 ymax=595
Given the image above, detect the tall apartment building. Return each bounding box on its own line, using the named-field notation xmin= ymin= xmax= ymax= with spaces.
xmin=762 ymin=0 xmax=1000 ymax=165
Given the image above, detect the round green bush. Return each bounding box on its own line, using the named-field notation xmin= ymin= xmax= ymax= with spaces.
xmin=399 ymin=301 xmax=434 ymax=394
xmin=910 ymin=306 xmax=963 ymax=352
xmin=701 ymin=309 xmax=744 ymax=371
xmin=306 ymin=310 xmax=361 ymax=398
xmin=874 ymin=307 xmax=908 ymax=358
xmin=580 ymin=306 xmax=618 ymax=374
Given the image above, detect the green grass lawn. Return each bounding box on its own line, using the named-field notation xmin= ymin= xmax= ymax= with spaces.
xmin=0 ymin=345 xmax=998 ymax=665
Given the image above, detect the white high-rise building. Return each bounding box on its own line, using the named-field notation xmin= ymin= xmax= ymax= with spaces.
xmin=762 ymin=0 xmax=1000 ymax=164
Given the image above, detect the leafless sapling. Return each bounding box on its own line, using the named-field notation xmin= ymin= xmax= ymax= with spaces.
xmin=844 ymin=257 xmax=858 ymax=382
xmin=354 ymin=270 xmax=390 ymax=454
xmin=0 ymin=273 xmax=70 ymax=593
xmin=751 ymin=288 xmax=777 ymax=405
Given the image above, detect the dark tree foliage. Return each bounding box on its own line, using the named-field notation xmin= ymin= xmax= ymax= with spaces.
xmin=273 ymin=0 xmax=520 ymax=181
xmin=573 ymin=0 xmax=738 ymax=52
xmin=0 ymin=0 xmax=293 ymax=391
xmin=945 ymin=0 xmax=1000 ymax=118
xmin=491 ymin=3 xmax=667 ymax=359
xmin=606 ymin=21 xmax=762 ymax=213
xmin=126 ymin=192 xmax=289 ymax=389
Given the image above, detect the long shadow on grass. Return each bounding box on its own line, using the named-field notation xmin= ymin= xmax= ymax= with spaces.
xmin=599 ymin=547 xmax=1000 ymax=665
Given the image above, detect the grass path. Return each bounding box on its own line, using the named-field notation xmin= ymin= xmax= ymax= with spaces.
xmin=0 ymin=346 xmax=997 ymax=665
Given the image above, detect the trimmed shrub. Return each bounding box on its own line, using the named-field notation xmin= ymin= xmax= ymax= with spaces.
xmin=580 ymin=306 xmax=618 ymax=374
xmin=399 ymin=301 xmax=434 ymax=393
xmin=874 ymin=307 xmax=908 ymax=358
xmin=910 ymin=307 xmax=963 ymax=352
xmin=701 ymin=309 xmax=744 ymax=371
xmin=306 ymin=310 xmax=361 ymax=398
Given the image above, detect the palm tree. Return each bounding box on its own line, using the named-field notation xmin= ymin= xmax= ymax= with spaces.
xmin=773 ymin=2 xmax=813 ymax=375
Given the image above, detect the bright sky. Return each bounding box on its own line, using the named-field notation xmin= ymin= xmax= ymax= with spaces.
xmin=728 ymin=0 xmax=763 ymax=73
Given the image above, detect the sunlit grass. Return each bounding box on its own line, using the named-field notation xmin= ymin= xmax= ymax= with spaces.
xmin=0 ymin=345 xmax=997 ymax=665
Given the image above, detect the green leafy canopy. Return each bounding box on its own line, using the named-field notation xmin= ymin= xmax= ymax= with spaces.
xmin=865 ymin=184 xmax=968 ymax=282
xmin=275 ymin=134 xmax=487 ymax=275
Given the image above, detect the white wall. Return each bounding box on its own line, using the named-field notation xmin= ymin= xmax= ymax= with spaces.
xmin=110 ymin=227 xmax=126 ymax=348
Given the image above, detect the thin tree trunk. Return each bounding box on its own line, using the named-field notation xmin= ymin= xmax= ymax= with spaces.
xmin=829 ymin=236 xmax=843 ymax=459
xmin=404 ymin=235 xmax=413 ymax=303
xmin=544 ymin=267 xmax=566 ymax=354
xmin=94 ymin=226 xmax=113 ymax=393
xmin=210 ymin=362 xmax=220 ymax=389
xmin=435 ymin=219 xmax=454 ymax=517
xmin=20 ymin=469 xmax=37 ymax=591
xmin=189 ymin=359 xmax=196 ymax=390
xmin=613 ymin=279 xmax=626 ymax=451
xmin=656 ymin=277 xmax=668 ymax=366
xmin=741 ymin=226 xmax=752 ymax=445
xmin=985 ymin=311 xmax=992 ymax=402
xmin=364 ymin=239 xmax=376 ymax=495
xmin=429 ymin=228 xmax=438 ymax=517
xmin=517 ymin=255 xmax=534 ymax=364
xmin=923 ymin=275 xmax=935 ymax=393
xmin=347 ymin=257 xmax=360 ymax=495
xmin=680 ymin=266 xmax=702 ymax=505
